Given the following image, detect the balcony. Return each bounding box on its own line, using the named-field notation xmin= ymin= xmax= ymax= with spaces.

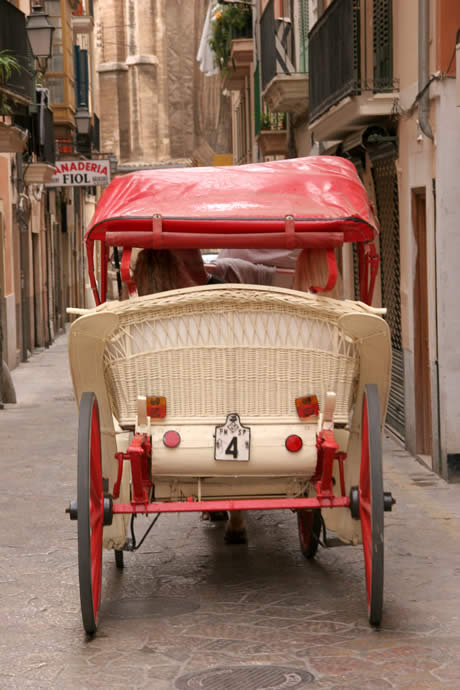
xmin=210 ymin=3 xmax=253 ymax=91
xmin=255 ymin=111 xmax=288 ymax=157
xmin=308 ymin=0 xmax=398 ymax=141
xmin=259 ymin=0 xmax=308 ymax=117
xmin=0 ymin=122 xmax=28 ymax=152
xmin=222 ymin=38 xmax=254 ymax=91
xmin=72 ymin=0 xmax=94 ymax=34
xmin=263 ymin=74 xmax=309 ymax=116
xmin=0 ymin=0 xmax=35 ymax=110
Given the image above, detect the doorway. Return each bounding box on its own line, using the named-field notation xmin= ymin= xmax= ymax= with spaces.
xmin=412 ymin=189 xmax=432 ymax=457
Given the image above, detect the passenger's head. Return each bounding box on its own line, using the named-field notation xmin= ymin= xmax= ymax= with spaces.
xmin=293 ymin=248 xmax=342 ymax=298
xmin=133 ymin=249 xmax=199 ymax=296
xmin=174 ymin=249 xmax=208 ymax=285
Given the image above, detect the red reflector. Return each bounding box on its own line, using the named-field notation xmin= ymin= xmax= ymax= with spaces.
xmin=163 ymin=430 xmax=181 ymax=448
xmin=295 ymin=395 xmax=319 ymax=419
xmin=147 ymin=396 xmax=166 ymax=418
xmin=285 ymin=435 xmax=303 ymax=452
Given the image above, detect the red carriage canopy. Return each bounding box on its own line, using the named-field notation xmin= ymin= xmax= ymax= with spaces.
xmin=85 ymin=156 xmax=378 ymax=250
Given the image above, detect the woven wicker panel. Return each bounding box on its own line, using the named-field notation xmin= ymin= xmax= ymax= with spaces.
xmin=101 ymin=287 xmax=361 ymax=427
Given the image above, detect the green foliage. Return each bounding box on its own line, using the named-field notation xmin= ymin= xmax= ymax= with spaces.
xmin=0 ymin=50 xmax=22 ymax=115
xmin=209 ymin=3 xmax=252 ymax=74
xmin=260 ymin=111 xmax=287 ymax=131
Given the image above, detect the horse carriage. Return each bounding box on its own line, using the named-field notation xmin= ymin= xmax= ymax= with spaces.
xmin=66 ymin=156 xmax=395 ymax=634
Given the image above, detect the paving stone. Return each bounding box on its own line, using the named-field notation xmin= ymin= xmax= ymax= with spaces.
xmin=2 ymin=333 xmax=460 ymax=688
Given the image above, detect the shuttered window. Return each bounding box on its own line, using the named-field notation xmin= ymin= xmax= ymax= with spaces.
xmin=73 ymin=45 xmax=89 ymax=108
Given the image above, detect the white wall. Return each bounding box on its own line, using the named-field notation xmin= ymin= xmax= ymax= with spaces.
xmin=434 ymin=80 xmax=460 ymax=461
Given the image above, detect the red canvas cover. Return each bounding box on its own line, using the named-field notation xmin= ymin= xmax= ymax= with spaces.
xmin=85 ymin=156 xmax=378 ymax=248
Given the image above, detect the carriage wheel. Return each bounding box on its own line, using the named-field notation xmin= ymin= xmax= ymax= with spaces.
xmin=359 ymin=384 xmax=384 ymax=626
xmin=78 ymin=392 xmax=103 ymax=634
xmin=297 ymin=509 xmax=321 ymax=559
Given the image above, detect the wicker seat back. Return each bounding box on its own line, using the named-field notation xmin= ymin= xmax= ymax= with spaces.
xmin=102 ymin=286 xmax=361 ymax=428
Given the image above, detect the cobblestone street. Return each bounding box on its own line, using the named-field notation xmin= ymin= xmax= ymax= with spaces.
xmin=1 ymin=333 xmax=460 ymax=689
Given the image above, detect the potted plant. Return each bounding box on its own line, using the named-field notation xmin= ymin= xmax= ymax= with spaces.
xmin=0 ymin=50 xmax=22 ymax=115
xmin=209 ymin=3 xmax=252 ymax=75
xmin=256 ymin=110 xmax=288 ymax=157
xmin=259 ymin=111 xmax=287 ymax=132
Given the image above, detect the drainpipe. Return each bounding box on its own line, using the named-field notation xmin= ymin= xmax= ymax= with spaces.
xmin=418 ymin=0 xmax=434 ymax=139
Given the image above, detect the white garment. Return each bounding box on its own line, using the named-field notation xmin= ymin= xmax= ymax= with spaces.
xmin=218 ymin=248 xmax=301 ymax=270
xmin=213 ymin=257 xmax=275 ymax=285
xmin=197 ymin=1 xmax=219 ymax=77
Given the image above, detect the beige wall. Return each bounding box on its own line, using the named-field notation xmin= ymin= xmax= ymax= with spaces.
xmin=393 ymin=0 xmax=460 ymax=468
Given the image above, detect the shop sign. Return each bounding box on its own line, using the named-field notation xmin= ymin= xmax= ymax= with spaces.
xmin=47 ymin=160 xmax=111 ymax=187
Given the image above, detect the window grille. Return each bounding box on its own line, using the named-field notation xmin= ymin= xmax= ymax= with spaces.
xmin=373 ymin=0 xmax=393 ymax=91
xmin=372 ymin=156 xmax=405 ymax=439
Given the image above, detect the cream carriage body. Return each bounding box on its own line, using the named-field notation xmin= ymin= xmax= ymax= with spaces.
xmin=67 ymin=156 xmax=394 ymax=634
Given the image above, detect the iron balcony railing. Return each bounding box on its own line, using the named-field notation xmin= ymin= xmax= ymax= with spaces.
xmin=0 ymin=0 xmax=35 ymax=106
xmin=309 ymin=0 xmax=396 ymax=123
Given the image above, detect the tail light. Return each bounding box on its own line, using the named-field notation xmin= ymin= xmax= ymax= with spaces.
xmin=295 ymin=395 xmax=319 ymax=420
xmin=285 ymin=434 xmax=303 ymax=452
xmin=163 ymin=430 xmax=181 ymax=448
xmin=147 ymin=396 xmax=166 ymax=419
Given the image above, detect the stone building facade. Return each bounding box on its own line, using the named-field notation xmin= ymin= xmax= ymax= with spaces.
xmin=93 ymin=0 xmax=232 ymax=168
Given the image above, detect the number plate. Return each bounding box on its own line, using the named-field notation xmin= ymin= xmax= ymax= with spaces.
xmin=215 ymin=413 xmax=250 ymax=462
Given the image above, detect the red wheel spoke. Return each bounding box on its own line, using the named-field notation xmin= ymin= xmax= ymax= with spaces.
xmin=90 ymin=481 xmax=101 ymax=507
xmin=90 ymin=505 xmax=102 ymax=532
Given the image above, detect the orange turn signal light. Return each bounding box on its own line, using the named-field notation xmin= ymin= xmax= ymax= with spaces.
xmin=295 ymin=395 xmax=319 ymax=419
xmin=146 ymin=396 xmax=166 ymax=419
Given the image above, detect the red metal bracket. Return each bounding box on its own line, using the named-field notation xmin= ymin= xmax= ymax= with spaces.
xmin=120 ymin=247 xmax=138 ymax=297
xmin=358 ymin=242 xmax=379 ymax=305
xmin=113 ymin=433 xmax=153 ymax=505
xmin=284 ymin=215 xmax=296 ymax=249
xmin=310 ymin=248 xmax=338 ymax=294
xmin=312 ymin=430 xmax=348 ymax=505
xmin=152 ymin=214 xmax=163 ymax=249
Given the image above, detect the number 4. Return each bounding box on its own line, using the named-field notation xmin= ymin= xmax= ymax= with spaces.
xmin=225 ymin=437 xmax=238 ymax=458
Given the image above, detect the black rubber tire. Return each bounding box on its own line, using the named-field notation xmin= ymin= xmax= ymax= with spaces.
xmin=115 ymin=549 xmax=124 ymax=569
xmin=297 ymin=509 xmax=322 ymax=560
xmin=360 ymin=383 xmax=384 ymax=627
xmin=77 ymin=392 xmax=103 ymax=635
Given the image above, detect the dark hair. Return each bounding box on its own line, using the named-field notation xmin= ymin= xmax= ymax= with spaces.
xmin=133 ymin=249 xmax=196 ymax=296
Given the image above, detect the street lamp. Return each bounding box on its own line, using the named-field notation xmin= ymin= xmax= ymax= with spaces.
xmin=75 ymin=108 xmax=91 ymax=135
xmin=25 ymin=3 xmax=55 ymax=76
